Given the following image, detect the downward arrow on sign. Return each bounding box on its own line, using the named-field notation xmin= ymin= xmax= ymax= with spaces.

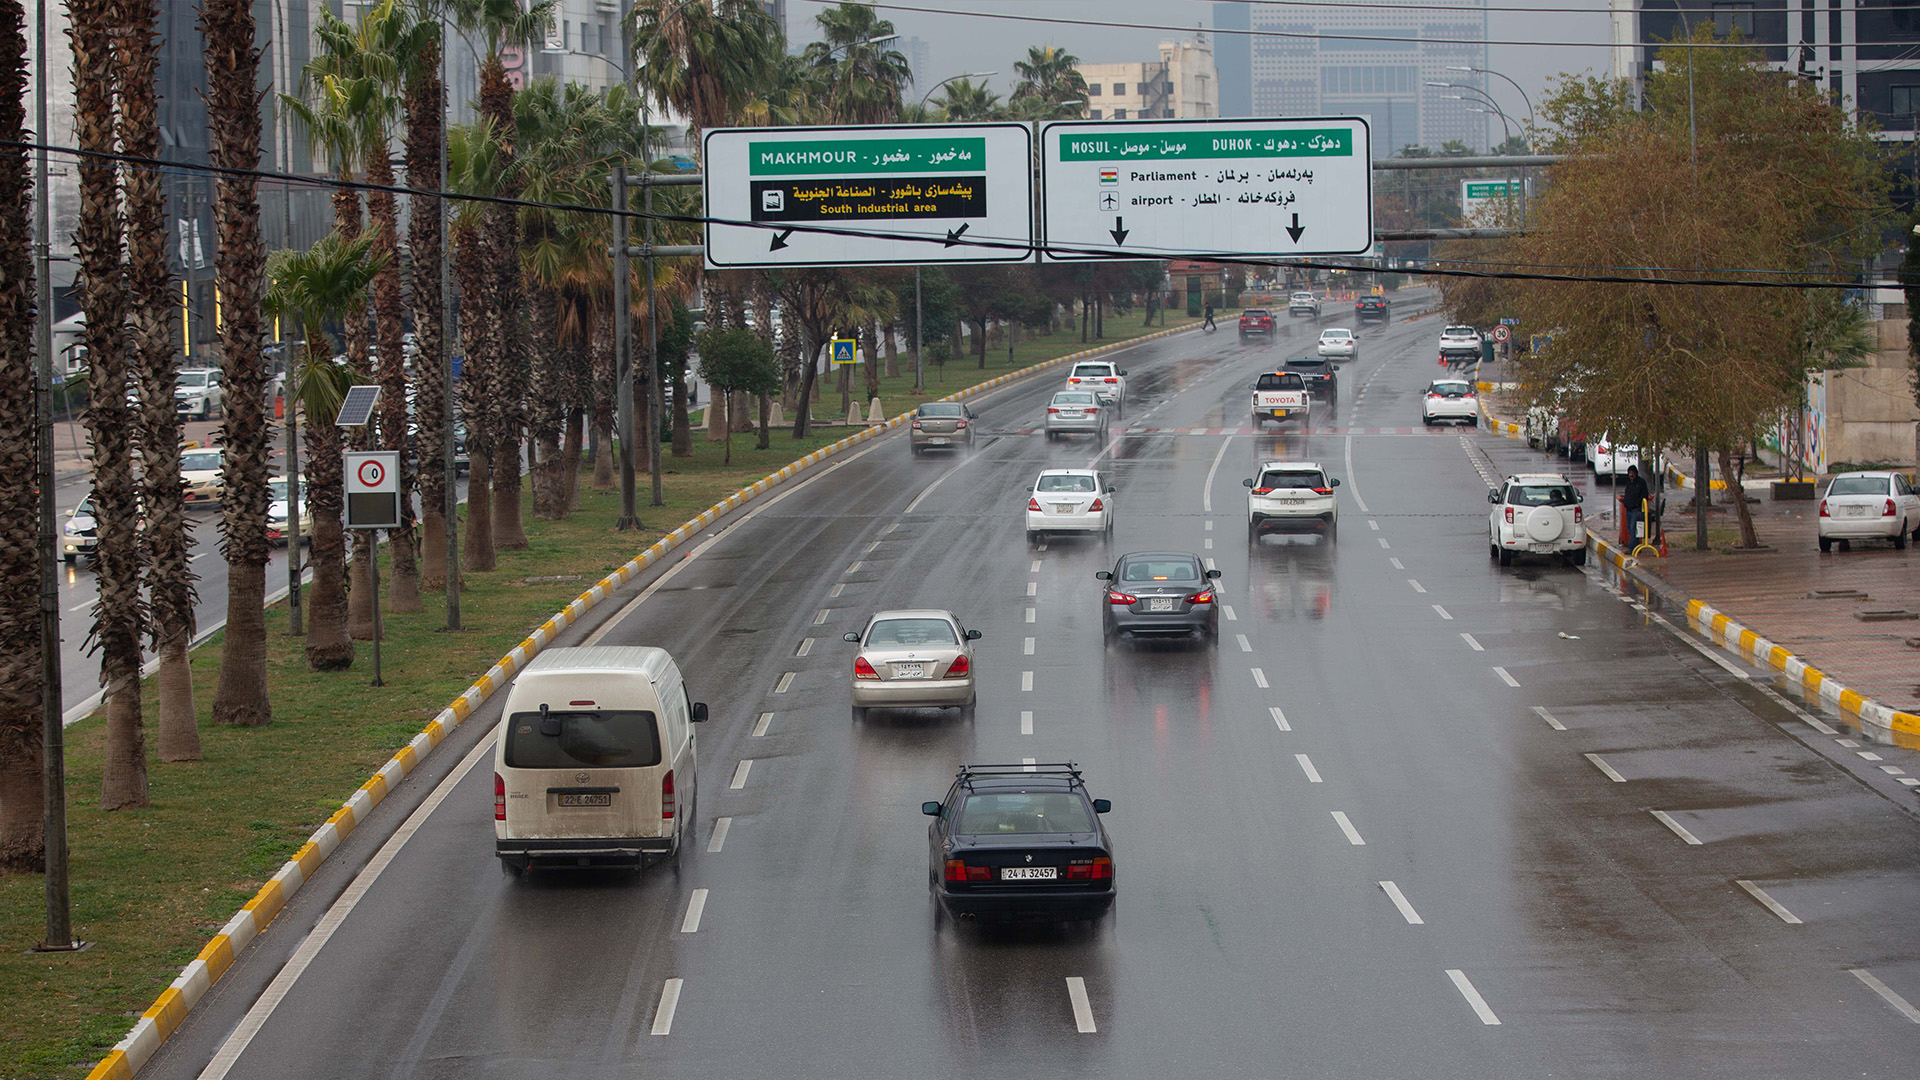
xmin=1110 ymin=216 xmax=1129 ymax=245
xmin=770 ymin=229 xmax=795 ymax=251
xmin=1286 ymin=214 xmax=1306 ymax=243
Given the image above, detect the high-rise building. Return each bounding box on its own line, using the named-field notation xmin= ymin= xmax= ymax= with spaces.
xmin=1077 ymin=38 xmax=1220 ymax=121
xmin=1214 ymin=2 xmax=1252 ymax=117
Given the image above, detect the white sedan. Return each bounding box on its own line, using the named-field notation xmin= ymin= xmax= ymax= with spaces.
xmin=1586 ymin=435 xmax=1639 ymax=483
xmin=1026 ymin=468 xmax=1114 ymax=544
xmin=1317 ymin=328 xmax=1356 ymax=360
xmin=1422 ymin=379 xmax=1479 ymax=426
xmin=1819 ymin=471 xmax=1920 ymax=551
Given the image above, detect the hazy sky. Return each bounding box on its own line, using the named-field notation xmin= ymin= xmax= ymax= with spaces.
xmin=784 ymin=0 xmax=1618 ymax=128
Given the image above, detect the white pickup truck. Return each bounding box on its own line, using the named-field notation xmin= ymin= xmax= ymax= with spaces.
xmin=1251 ymin=371 xmax=1311 ymax=429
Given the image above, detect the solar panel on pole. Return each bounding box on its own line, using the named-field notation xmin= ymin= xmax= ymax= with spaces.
xmin=335 ymin=384 xmax=381 ymax=427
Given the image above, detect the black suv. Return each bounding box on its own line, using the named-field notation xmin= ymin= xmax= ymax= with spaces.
xmin=1283 ymin=356 xmax=1338 ymax=404
xmin=925 ymin=763 xmax=1116 ymax=924
xmin=1355 ymin=296 xmax=1391 ymax=323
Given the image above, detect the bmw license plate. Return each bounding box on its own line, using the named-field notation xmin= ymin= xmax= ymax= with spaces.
xmin=558 ymin=793 xmax=611 ymax=807
xmin=1149 ymin=597 xmax=1174 ymax=612
xmin=1001 ymin=866 xmax=1057 ymax=881
xmin=893 ymin=662 xmax=925 ymax=678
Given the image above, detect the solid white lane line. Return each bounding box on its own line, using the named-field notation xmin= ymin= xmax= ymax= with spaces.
xmin=1025 ymin=607 xmax=1036 ymax=623
xmin=1584 ymin=753 xmax=1626 ymax=783
xmin=1331 ymin=811 xmax=1365 ymax=845
xmin=1202 ymin=435 xmax=1231 ymax=512
xmin=795 ymin=638 xmax=813 ymax=657
xmin=1850 ymin=969 xmax=1920 ymax=1024
xmin=1532 ymin=705 xmax=1566 ymax=731
xmin=650 ymin=979 xmax=684 ymax=1036
xmin=68 ymin=598 xmax=93 ymax=612
xmin=1223 ymin=605 xmax=1237 ymax=621
xmin=1492 ymin=666 xmax=1520 ymax=688
xmin=1446 ymin=970 xmax=1502 ymax=1025
xmin=1343 ymin=433 xmax=1370 ymax=512
xmin=1390 ymin=557 xmax=1404 ymax=570
xmin=829 ymin=583 xmax=844 ymax=598
xmin=707 ymin=817 xmax=731 ymax=853
xmin=1030 ymin=559 xmax=1042 ymax=573
xmin=1378 ymin=538 xmax=1390 ymax=549
xmin=1022 ymin=671 xmax=1034 ymax=691
xmin=814 ymin=609 xmax=830 ymax=625
xmin=1236 ymin=634 xmax=1252 ymax=652
xmin=1024 ymin=637 xmax=1035 ymax=655
xmin=751 ymin=712 xmax=773 ymax=737
xmin=1460 ymin=632 xmax=1483 ymax=652
xmin=191 ymin=552 xmax=211 ymax=561
xmin=1408 ymin=579 xmax=1426 ymax=593
xmin=1270 ymin=706 xmax=1291 ymax=731
xmin=1066 ymin=977 xmax=1098 ymax=1033
xmin=1379 ymin=881 xmax=1425 ymax=924
xmin=1636 ymin=606 xmax=1752 ymax=681
xmin=774 ymin=672 xmax=795 ymax=693
xmin=1026 ymin=581 xmax=1037 ymax=596
xmin=1650 ymin=810 xmax=1702 ymax=845
xmin=1368 ymin=520 xmax=1379 ymax=530
xmin=729 ymin=760 xmax=753 ymax=790
xmin=1251 ymin=667 xmax=1269 ymax=688
xmin=1021 ymin=710 xmax=1034 ymax=735
xmin=1432 ymin=604 xmax=1452 ymax=620
xmin=1296 ymin=754 xmax=1323 ymax=783
xmin=681 ymin=889 xmax=709 ymax=933
xmin=1735 ymin=880 xmax=1802 ymax=924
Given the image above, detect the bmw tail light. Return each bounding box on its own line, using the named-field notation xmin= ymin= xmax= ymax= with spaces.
xmin=944 ymin=860 xmax=991 ymax=883
xmin=944 ymin=654 xmax=970 ymax=678
xmin=1107 ymin=589 xmax=1137 ymax=605
xmin=1066 ymin=857 xmax=1113 ymax=881
xmin=1088 ymin=498 xmax=1104 ymax=512
xmin=854 ymin=656 xmax=880 ymax=680
xmin=494 ymin=773 xmax=506 ymax=821
xmin=661 ymin=770 xmax=676 ymax=819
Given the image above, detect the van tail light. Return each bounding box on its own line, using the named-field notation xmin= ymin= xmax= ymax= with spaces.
xmin=1885 ymin=499 xmax=1898 ymax=517
xmin=944 ymin=654 xmax=971 ymax=678
xmin=1028 ymin=497 xmax=1042 ymax=512
xmin=1107 ymin=589 xmax=1137 ymax=605
xmin=1504 ymin=507 xmax=1514 ymax=524
xmin=854 ymin=656 xmax=880 ymax=680
xmin=494 ymin=773 xmax=506 ymax=821
xmin=1066 ymin=857 xmax=1113 ymax=881
xmin=944 ymin=859 xmax=991 ymax=883
xmin=1088 ymin=498 xmax=1104 ymax=512
xmin=661 ymin=770 xmax=676 ymax=820
xmin=1187 ymin=590 xmax=1214 ymax=604
xmin=1819 ymin=499 xmax=1830 ymax=518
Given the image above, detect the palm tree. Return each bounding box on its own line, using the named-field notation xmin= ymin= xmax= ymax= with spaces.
xmin=446 ymin=119 xmax=508 ymax=570
xmin=932 ymin=77 xmax=1002 ymax=122
xmin=121 ymin=0 xmax=198 ymax=760
xmin=266 ymin=235 xmax=387 ymax=670
xmin=803 ymin=2 xmax=912 ymax=124
xmin=0 ymin=0 xmax=45 ymax=864
xmin=1012 ymin=45 xmax=1088 ymax=110
xmin=399 ymin=3 xmax=451 ymax=591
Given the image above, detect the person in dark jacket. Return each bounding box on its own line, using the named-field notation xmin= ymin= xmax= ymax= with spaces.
xmin=1620 ymin=464 xmax=1650 ymax=542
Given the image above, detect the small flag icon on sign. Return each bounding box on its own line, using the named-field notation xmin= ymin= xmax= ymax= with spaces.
xmin=1099 ymin=169 xmax=1118 ymax=183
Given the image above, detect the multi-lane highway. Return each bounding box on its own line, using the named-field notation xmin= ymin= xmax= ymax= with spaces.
xmin=137 ymin=293 xmax=1920 ymax=1079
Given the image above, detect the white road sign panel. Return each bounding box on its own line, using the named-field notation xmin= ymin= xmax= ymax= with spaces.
xmin=1461 ymin=179 xmax=1531 ymax=223
xmin=703 ymin=123 xmax=1035 ymax=269
xmin=344 ymin=450 xmax=400 ymax=530
xmin=1040 ymin=118 xmax=1373 ymax=260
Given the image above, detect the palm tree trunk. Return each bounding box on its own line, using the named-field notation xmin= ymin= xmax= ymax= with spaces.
xmin=406 ymin=32 xmax=447 ymax=591
xmin=302 ymin=362 xmax=352 ymax=669
xmin=527 ymin=285 xmax=566 ymax=519
xmin=591 ymin=326 xmax=615 ymax=489
xmin=369 ymin=154 xmax=419 ymax=613
xmin=121 ymin=0 xmax=197 ymax=758
xmin=0 ymin=732 xmax=41 ymax=870
xmin=479 ymin=60 xmax=526 ymax=550
xmin=884 ymin=320 xmax=899 ymax=378
xmin=454 ymin=219 xmax=495 ymax=571
xmin=562 ymin=406 xmax=584 ymax=513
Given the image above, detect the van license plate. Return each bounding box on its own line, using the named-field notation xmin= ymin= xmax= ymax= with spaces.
xmin=559 ymin=793 xmax=611 ymax=807
xmin=1001 ymin=866 xmax=1056 ymax=880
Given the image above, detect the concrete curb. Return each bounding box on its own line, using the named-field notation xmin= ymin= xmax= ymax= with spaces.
xmin=83 ymin=321 xmax=1200 ymax=1080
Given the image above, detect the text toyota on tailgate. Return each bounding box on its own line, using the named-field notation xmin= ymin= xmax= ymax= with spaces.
xmin=1251 ymin=371 xmax=1310 ymax=429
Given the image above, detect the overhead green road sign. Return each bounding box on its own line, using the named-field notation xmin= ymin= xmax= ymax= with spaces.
xmin=749 ymin=137 xmax=987 ymax=175
xmin=1056 ymin=128 xmax=1356 ymax=161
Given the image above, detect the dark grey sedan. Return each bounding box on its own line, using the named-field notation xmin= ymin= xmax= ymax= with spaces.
xmin=1096 ymin=551 xmax=1221 ymax=642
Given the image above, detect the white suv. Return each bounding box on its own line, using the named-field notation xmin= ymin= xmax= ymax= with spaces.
xmin=1288 ymin=292 xmax=1321 ymax=317
xmin=1489 ymin=473 xmax=1586 ymax=566
xmin=1244 ymin=461 xmax=1340 ymax=543
xmin=1438 ymin=325 xmax=1481 ymax=362
xmin=1065 ymin=361 xmax=1127 ymax=414
xmin=174 ymin=369 xmax=224 ymax=419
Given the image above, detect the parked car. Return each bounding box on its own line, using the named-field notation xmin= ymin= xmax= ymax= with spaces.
xmin=1043 ymin=390 xmax=1109 ymax=442
xmin=174 ymin=368 xmax=224 ymax=420
xmin=1585 ymin=435 xmax=1639 ymax=484
xmin=1238 ymin=309 xmax=1276 ymax=341
xmin=910 ymin=402 xmax=975 ymax=456
xmin=266 ymin=476 xmax=312 ymax=546
xmin=1489 ymin=473 xmax=1586 ymax=566
xmin=1422 ymin=379 xmax=1479 ymax=426
xmin=1026 ymin=468 xmax=1114 ymax=543
xmin=1317 ymin=327 xmax=1356 ymax=360
xmin=1096 ymin=551 xmax=1221 ymax=642
xmin=1245 ymin=461 xmax=1340 ymax=542
xmin=1818 ymin=471 xmax=1920 ymax=551
xmin=1283 ymin=356 xmax=1338 ymax=404
xmin=924 ymin=762 xmax=1115 ymax=925
xmin=1438 ymin=325 xmax=1482 ymax=363
xmin=845 ymin=610 xmax=981 ymax=721
xmin=1288 ymin=292 xmax=1321 ymax=318
xmin=1355 ymin=296 xmax=1391 ymax=323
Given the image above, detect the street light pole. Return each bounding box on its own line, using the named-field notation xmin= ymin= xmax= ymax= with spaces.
xmin=1446 ymin=65 xmax=1535 ymax=129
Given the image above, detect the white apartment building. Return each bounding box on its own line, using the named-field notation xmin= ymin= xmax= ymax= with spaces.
xmin=1078 ymin=38 xmax=1220 ymax=120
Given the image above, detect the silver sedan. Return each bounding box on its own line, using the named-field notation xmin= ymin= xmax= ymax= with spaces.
xmin=1044 ymin=390 xmax=1110 ymax=440
xmin=845 ymin=610 xmax=981 ymax=721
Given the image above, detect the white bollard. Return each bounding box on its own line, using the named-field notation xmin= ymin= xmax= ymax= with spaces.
xmin=846 ymin=400 xmax=862 ymax=426
xmin=866 ymin=397 xmax=884 ymax=424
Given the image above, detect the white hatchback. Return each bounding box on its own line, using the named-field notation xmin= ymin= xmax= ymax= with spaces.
xmin=1490 ymin=473 xmax=1586 ymax=566
xmin=1026 ymin=468 xmax=1114 ymax=543
xmin=1317 ymin=328 xmax=1356 ymax=359
xmin=1422 ymin=379 xmax=1479 ymax=425
xmin=1818 ymin=471 xmax=1920 ymax=551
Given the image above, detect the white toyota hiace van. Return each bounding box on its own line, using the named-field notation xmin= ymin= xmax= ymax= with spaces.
xmin=494 ymin=646 xmax=707 ymax=875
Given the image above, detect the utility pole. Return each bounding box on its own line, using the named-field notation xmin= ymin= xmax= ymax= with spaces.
xmin=613 ymin=165 xmax=639 ymax=529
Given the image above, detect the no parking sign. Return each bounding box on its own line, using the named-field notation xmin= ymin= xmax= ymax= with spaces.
xmin=1491 ymin=325 xmax=1511 ymax=343
xmin=344 ymin=451 xmax=401 ymax=529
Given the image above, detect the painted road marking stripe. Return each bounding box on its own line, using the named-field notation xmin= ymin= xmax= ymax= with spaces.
xmin=1584 ymin=753 xmax=1626 ymax=782
xmin=1390 ymin=557 xmax=1405 ymax=570
xmin=1205 ymin=557 xmax=1217 ymax=572
xmin=1237 ymin=634 xmax=1252 ymax=652
xmin=751 ymin=712 xmax=773 ymax=737
xmin=1735 ymin=880 xmax=1802 ymax=924
xmin=866 ymin=541 xmax=880 ymax=554
xmin=1408 ymin=579 xmax=1426 ymax=594
xmin=774 ymin=672 xmax=794 ymax=693
xmin=813 ymin=609 xmax=830 ymax=625
xmin=1331 ymin=811 xmax=1365 ymax=845
xmin=1858 ymin=751 xmax=1884 ymax=761
xmin=1252 ymin=667 xmax=1269 ymax=688
xmin=1296 ymin=754 xmax=1323 ymax=783
xmin=1460 ymin=632 xmax=1483 ymax=652
xmin=1378 ymin=538 xmax=1390 ymax=549
xmin=795 ymin=638 xmax=813 ymax=657
xmin=729 ymin=761 xmax=753 ymax=790
xmin=1022 ymin=671 xmax=1034 ymax=692
xmin=1022 ymin=758 xmax=1037 ymax=772
xmin=1202 ymin=436 xmax=1231 ymax=512
xmin=1204 ymin=538 xmax=1213 ymax=549
xmin=882 ymin=523 xmax=898 ymax=534
xmin=1379 ymin=881 xmax=1424 ymax=924
xmin=1837 ymin=739 xmax=1860 ymax=748
xmin=650 ymin=979 xmax=684 ymax=1035
xmin=1343 ymin=432 xmax=1370 ymax=512
xmin=1066 ymin=977 xmax=1098 ymax=1033
xmin=68 ymin=598 xmax=93 ymax=612
xmin=1270 ymin=707 xmax=1291 ymax=732
xmin=1206 ymin=520 xmax=1213 ymax=531
xmin=707 ymin=818 xmax=731 ymax=853
xmin=1025 ymin=608 xmax=1035 ymax=623
xmin=1368 ymin=520 xmax=1379 ymax=530
xmin=847 ymin=562 xmax=863 ymax=573
xmin=1030 ymin=559 xmax=1042 ymax=573
xmin=1224 ymin=605 xmax=1237 ymax=621
xmin=1850 ymin=969 xmax=1920 ymax=1024
xmin=1024 ymin=637 xmax=1035 ymax=655
xmin=1026 ymin=582 xmax=1037 ymax=596
xmin=1021 ymin=711 xmax=1034 ymax=735
xmin=1492 ymin=666 xmax=1519 ymax=687
xmin=1532 ymin=705 xmax=1565 ymax=731
xmin=1650 ymin=810 xmax=1702 ymax=845
xmin=1446 ymin=970 xmax=1502 ymax=1025
xmin=829 ymin=583 xmax=844 ymax=598
xmin=680 ymin=889 xmax=709 ymax=933
xmin=1432 ymin=605 xmax=1452 ymax=620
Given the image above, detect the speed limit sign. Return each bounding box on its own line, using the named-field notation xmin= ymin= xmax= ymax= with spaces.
xmin=1491 ymin=325 xmax=1511 ymax=343
xmin=344 ymin=450 xmax=401 ymax=529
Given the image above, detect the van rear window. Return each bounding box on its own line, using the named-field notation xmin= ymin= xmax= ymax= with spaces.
xmin=505 ymin=710 xmax=661 ymax=769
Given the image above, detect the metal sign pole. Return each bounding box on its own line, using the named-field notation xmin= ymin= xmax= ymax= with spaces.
xmin=369 ymin=529 xmax=382 ymax=686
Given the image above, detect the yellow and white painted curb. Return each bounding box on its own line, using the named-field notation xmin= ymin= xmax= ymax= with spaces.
xmin=84 ymin=320 xmax=1201 ymax=1080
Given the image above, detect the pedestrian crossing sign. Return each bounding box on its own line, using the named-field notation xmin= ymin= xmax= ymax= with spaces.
xmin=831 ymin=337 xmax=856 ymax=365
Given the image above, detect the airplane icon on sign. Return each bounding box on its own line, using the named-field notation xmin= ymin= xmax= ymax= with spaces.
xmin=1098 ymin=190 xmax=1118 ymax=211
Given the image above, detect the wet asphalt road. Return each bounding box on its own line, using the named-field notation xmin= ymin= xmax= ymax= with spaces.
xmin=139 ymin=296 xmax=1920 ymax=1079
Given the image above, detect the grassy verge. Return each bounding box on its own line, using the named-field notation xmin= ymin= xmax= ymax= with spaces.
xmin=0 ymin=313 xmax=1202 ymax=1079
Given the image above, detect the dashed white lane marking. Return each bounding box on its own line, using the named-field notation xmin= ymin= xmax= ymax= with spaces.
xmin=1408 ymin=579 xmax=1426 ymax=594
xmin=1331 ymin=811 xmax=1365 ymax=845
xmin=1837 ymin=739 xmax=1861 ymax=748
xmin=1022 ymin=671 xmax=1034 ymax=691
xmin=707 ymin=817 xmax=731 ymax=853
xmin=1022 ymin=757 xmax=1037 ymax=772
xmin=1858 ymin=751 xmax=1884 ymax=761
xmin=1025 ymin=608 xmax=1036 ymax=623
xmin=1492 ymin=666 xmax=1520 ymax=688
xmin=1633 ymin=605 xmax=1752 ymax=681
xmin=1901 ymin=777 xmax=1920 ymax=787
xmin=1379 ymin=881 xmax=1425 ymax=924
xmin=191 ymin=552 xmax=211 ymax=561
xmin=729 ymin=760 xmax=753 ymax=790
xmin=774 ymin=672 xmax=795 ymax=693
xmin=1204 ymin=538 xmax=1213 ymax=549
xmin=650 ymin=979 xmax=684 ymax=1035
xmin=1066 ymin=977 xmax=1098 ymax=1033
xmin=1432 ymin=604 xmax=1452 ymax=620
xmin=1295 ymin=754 xmax=1323 ymax=783
xmin=751 ymin=712 xmax=773 ymax=737
xmin=795 ymin=638 xmax=813 ymax=657
xmin=1236 ymin=634 xmax=1252 ymax=652
xmin=1030 ymin=559 xmax=1042 ymax=573
xmin=828 ymin=583 xmax=844 ymax=598
xmin=1735 ymin=880 xmax=1802 ymax=924
xmin=1650 ymin=809 xmax=1702 ymax=845
xmin=1205 ymin=519 xmax=1214 ymax=531
xmin=1202 ymin=435 xmax=1232 ymax=512
xmin=1460 ymin=632 xmax=1483 ymax=652
xmin=1205 ymin=557 xmax=1217 ymax=572
xmin=1224 ymin=605 xmax=1237 ymax=621
xmin=1446 ymin=970 xmax=1502 ymax=1025
xmin=1021 ymin=710 xmax=1034 ymax=735
xmin=1252 ymin=667 xmax=1269 ymax=689
xmin=680 ymin=889 xmax=709 ymax=933
xmin=1368 ymin=520 xmax=1379 ymax=530
xmin=1343 ymin=433 xmax=1370 ymax=513
xmin=1583 ymin=753 xmax=1627 ymax=782
xmin=1850 ymin=969 xmax=1920 ymax=1024
xmin=1026 ymin=581 xmax=1037 ymax=597
xmin=813 ymin=609 xmax=830 ymax=625
xmin=905 ymin=450 xmax=991 ymax=514
xmin=847 ymin=561 xmax=863 ymax=573
xmin=1378 ymin=538 xmax=1390 ymax=549
xmin=1036 ymin=541 xmax=1048 ymax=551
xmin=1390 ymin=557 xmax=1404 ymax=570
xmin=1532 ymin=705 xmax=1566 ymax=731
xmin=865 ymin=541 xmax=880 ymax=554
xmin=882 ymin=523 xmax=898 ymax=534
xmin=1024 ymin=637 xmax=1035 ymax=655
xmin=68 ymin=599 xmax=93 ymax=612
xmin=1270 ymin=706 xmax=1291 ymax=731
xmin=1800 ymin=715 xmax=1840 ymax=736
xmin=1880 ymin=765 xmax=1907 ymax=776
